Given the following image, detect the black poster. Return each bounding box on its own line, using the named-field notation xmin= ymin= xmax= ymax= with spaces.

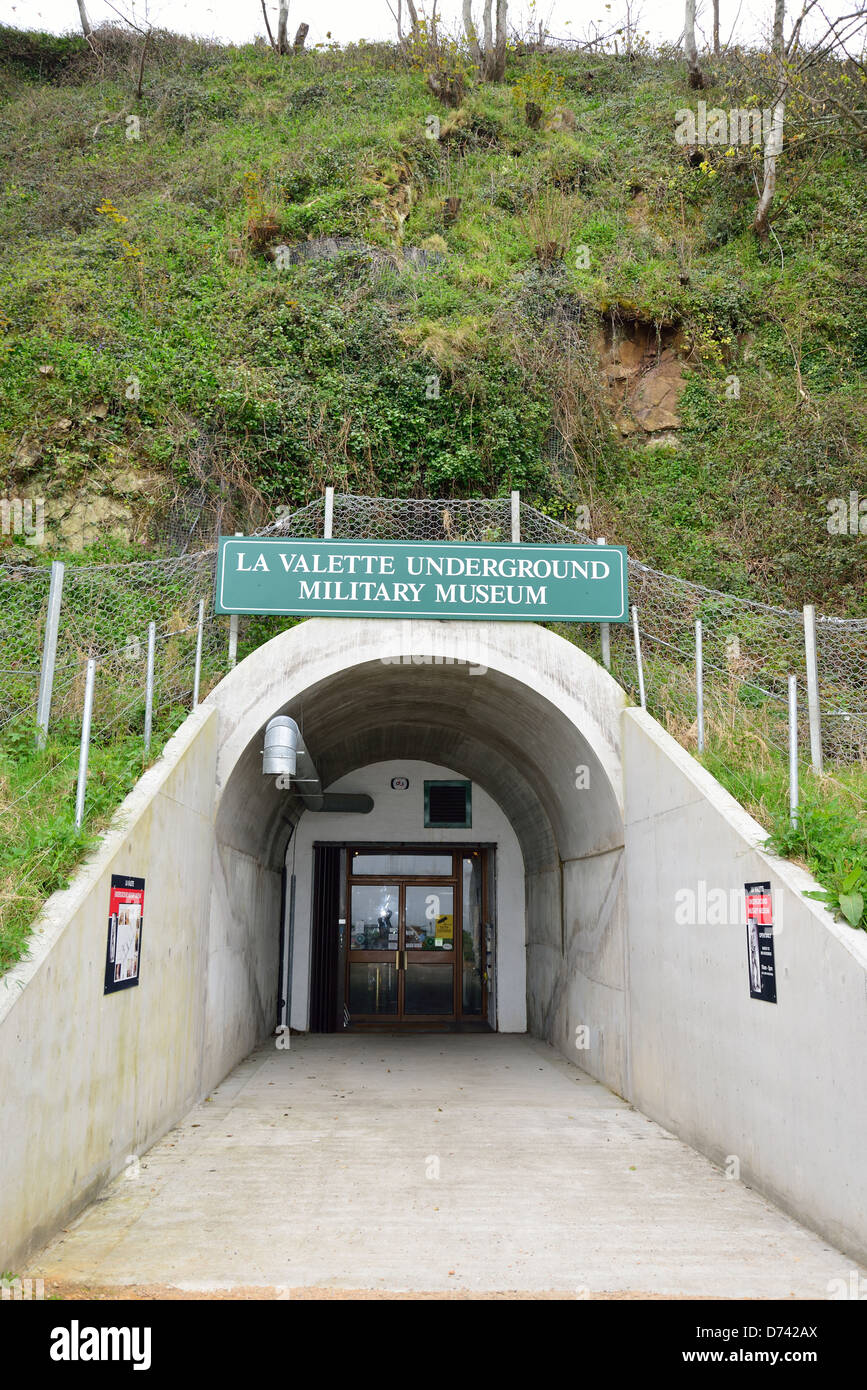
xmin=104 ymin=874 xmax=145 ymax=994
xmin=745 ymin=880 xmax=777 ymax=1003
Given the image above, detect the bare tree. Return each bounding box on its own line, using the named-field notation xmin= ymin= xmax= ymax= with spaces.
xmin=753 ymin=0 xmax=867 ymax=235
xmin=684 ymin=0 xmax=706 ymax=87
xmin=261 ymin=3 xmax=308 ymax=56
xmin=753 ymin=0 xmax=787 ymax=236
xmin=463 ymin=1 xmax=508 ymax=81
xmin=261 ymin=1 xmax=277 ymax=49
xmin=387 ymin=0 xmax=405 ymax=48
xmin=387 ymin=0 xmax=424 ymax=52
xmin=76 ymin=0 xmax=94 ymax=38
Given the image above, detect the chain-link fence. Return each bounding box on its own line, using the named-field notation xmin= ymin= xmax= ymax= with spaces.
xmin=1 ymin=493 xmax=864 ymax=839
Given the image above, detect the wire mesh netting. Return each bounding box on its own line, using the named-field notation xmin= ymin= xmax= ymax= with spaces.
xmin=0 ymin=493 xmax=864 ymax=838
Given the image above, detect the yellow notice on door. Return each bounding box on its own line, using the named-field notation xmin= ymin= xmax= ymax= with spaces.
xmin=436 ymin=914 xmax=453 ymax=941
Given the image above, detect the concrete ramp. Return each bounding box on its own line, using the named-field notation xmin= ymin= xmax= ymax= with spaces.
xmin=28 ymin=1036 xmax=857 ymax=1300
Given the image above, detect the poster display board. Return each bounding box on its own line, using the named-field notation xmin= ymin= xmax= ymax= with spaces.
xmin=104 ymin=874 xmax=145 ymax=994
xmin=745 ymin=880 xmax=777 ymax=1003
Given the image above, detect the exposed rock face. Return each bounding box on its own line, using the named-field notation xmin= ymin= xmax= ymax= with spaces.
xmin=630 ymin=348 xmax=686 ymax=432
xmin=47 ymin=494 xmax=133 ymax=550
xmin=597 ymin=317 xmax=689 ymax=437
xmin=5 ymin=433 xmax=168 ymax=551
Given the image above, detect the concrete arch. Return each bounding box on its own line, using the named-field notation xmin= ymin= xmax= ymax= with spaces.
xmin=204 ymin=618 xmax=630 ymax=1093
xmin=212 ymin=618 xmax=627 ymax=863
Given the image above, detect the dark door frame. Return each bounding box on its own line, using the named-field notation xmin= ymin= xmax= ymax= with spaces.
xmin=309 ymin=842 xmax=494 ymax=1033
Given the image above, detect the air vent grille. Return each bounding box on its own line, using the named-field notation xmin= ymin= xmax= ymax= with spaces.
xmin=425 ymin=781 xmax=472 ymax=828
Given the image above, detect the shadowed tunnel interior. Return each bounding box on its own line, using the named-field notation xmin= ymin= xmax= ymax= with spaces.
xmin=216 ymin=659 xmax=625 ymax=875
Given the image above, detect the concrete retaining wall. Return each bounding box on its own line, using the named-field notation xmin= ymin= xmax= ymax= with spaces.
xmin=0 ymin=707 xmax=218 ymax=1270
xmin=203 ymin=843 xmax=282 ymax=1097
xmin=622 ymin=707 xmax=867 ymax=1263
xmin=527 ymin=849 xmax=629 ymax=1099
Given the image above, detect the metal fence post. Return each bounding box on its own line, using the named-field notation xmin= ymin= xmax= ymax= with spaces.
xmin=632 ymin=605 xmax=646 ymax=709
xmin=36 ymin=559 xmax=65 ymax=750
xmin=695 ymin=619 xmax=705 ymax=753
xmin=144 ymin=621 xmax=155 ymax=759
xmin=324 ymin=486 xmax=334 ymax=540
xmin=192 ymin=600 xmax=204 ymax=709
xmin=803 ymin=604 xmax=823 ymax=774
xmin=511 ymin=490 xmax=521 ymax=543
xmin=788 ymin=674 xmax=799 ymax=828
xmin=74 ymin=658 xmax=96 ymax=830
xmin=228 ymin=530 xmax=242 ymax=670
xmin=597 ymin=537 xmax=610 ymax=671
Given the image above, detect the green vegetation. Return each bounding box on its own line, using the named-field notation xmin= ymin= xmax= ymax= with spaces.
xmin=708 ymin=751 xmax=866 ymax=931
xmin=1 ymin=27 xmax=865 ymax=604
xmin=0 ymin=722 xmax=169 ymax=973
xmin=0 ymin=26 xmax=864 ymax=964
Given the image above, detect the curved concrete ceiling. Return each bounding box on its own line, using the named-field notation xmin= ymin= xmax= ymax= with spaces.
xmin=211 ymin=621 xmax=627 ymax=875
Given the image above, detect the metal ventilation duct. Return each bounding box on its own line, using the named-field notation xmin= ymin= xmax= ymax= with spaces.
xmin=263 ymin=716 xmax=372 ymax=814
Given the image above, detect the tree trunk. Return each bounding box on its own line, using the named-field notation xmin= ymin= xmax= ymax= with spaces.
xmin=493 ymin=0 xmax=507 ymax=81
xmin=753 ymin=5 xmax=786 ymax=237
xmin=293 ymin=23 xmax=309 ymax=53
xmin=482 ymin=0 xmax=493 ymax=56
xmin=468 ymin=0 xmax=507 ymax=82
xmin=753 ymin=99 xmax=785 ymax=237
xmin=277 ymin=1 xmax=289 ymax=54
xmin=773 ymin=0 xmax=786 ymax=56
xmin=77 ymin=0 xmax=93 ymax=39
xmin=261 ymin=0 xmax=277 ymax=50
xmin=463 ymin=0 xmax=482 ymax=65
xmin=685 ymin=0 xmax=705 ymax=88
xmin=713 ymin=0 xmax=720 ymax=55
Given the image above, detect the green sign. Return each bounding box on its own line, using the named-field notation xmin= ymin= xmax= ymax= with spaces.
xmin=215 ymin=537 xmax=629 ymax=623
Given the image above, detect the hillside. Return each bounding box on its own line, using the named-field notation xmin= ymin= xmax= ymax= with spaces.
xmin=0 ymin=24 xmax=865 ymax=968
xmin=0 ymin=25 xmax=865 ymax=612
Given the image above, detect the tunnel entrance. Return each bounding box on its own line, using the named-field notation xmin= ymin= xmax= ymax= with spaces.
xmin=209 ymin=618 xmax=629 ymax=1095
xmin=307 ymin=844 xmax=494 ymax=1031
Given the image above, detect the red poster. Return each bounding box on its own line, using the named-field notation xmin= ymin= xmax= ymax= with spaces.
xmin=104 ymin=874 xmax=145 ymax=994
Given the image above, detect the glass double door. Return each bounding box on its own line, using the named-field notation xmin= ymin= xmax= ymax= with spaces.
xmin=346 ymin=857 xmax=461 ymax=1022
xmin=344 ymin=847 xmax=488 ymax=1026
xmin=345 ymin=839 xmax=489 ymax=1028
